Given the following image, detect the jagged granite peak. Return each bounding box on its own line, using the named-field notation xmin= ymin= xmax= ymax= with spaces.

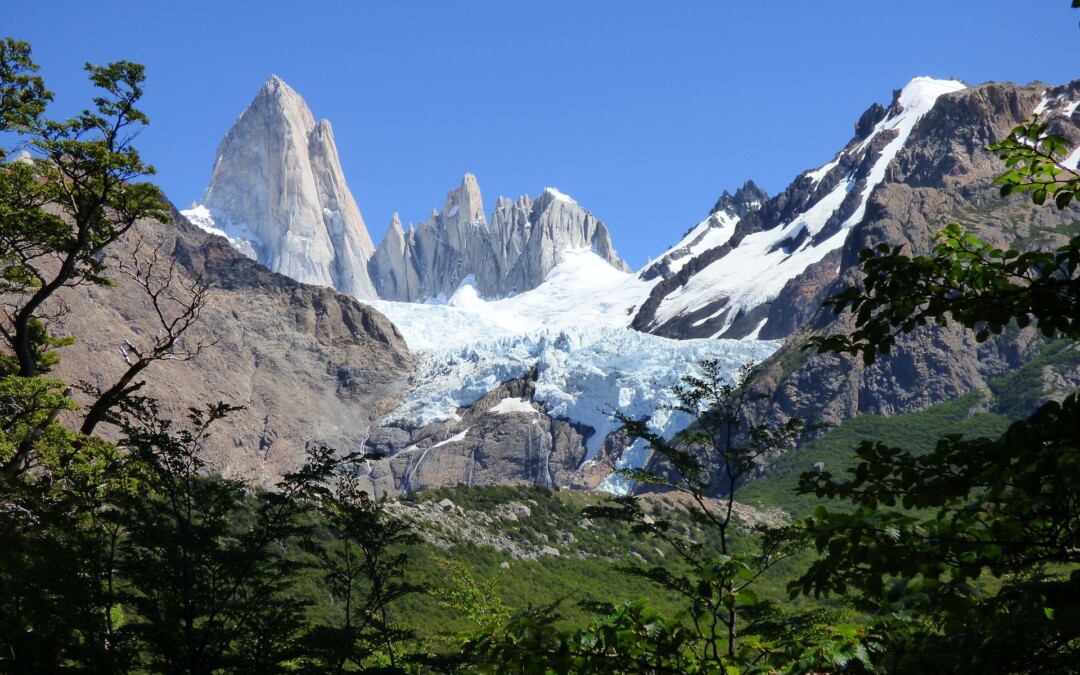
xmin=710 ymin=180 xmax=769 ymax=219
xmin=188 ymin=75 xmax=377 ymax=299
xmin=370 ymin=213 xmax=421 ymax=300
xmin=368 ymin=175 xmax=629 ymax=302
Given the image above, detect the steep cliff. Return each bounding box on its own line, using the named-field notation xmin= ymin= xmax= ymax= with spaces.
xmin=369 ymin=175 xmax=630 ymax=302
xmin=53 ymin=207 xmax=410 ymax=484
xmin=187 ymin=76 xmax=378 ymax=298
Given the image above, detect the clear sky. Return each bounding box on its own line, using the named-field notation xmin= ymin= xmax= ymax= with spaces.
xmin=5 ymin=1 xmax=1080 ymax=269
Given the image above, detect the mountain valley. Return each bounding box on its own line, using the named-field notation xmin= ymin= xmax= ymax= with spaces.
xmin=151 ymin=73 xmax=1080 ymax=495
xmin=8 ymin=11 xmax=1080 ymax=667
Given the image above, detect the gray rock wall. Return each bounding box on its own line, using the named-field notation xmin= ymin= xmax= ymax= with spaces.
xmin=369 ymin=175 xmax=629 ymax=302
xmin=201 ymin=76 xmax=378 ymax=299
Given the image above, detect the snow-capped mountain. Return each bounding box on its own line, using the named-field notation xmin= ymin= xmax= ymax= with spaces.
xmin=185 ymin=77 xmax=628 ymax=307
xmin=632 ymin=77 xmax=968 ymax=341
xmin=167 ymin=72 xmax=1080 ymax=496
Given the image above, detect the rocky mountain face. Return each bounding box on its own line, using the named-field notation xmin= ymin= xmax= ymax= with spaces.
xmin=369 ymin=175 xmax=629 ymax=302
xmin=632 ymin=78 xmax=970 ymax=341
xmin=51 ymin=206 xmax=633 ymax=495
xmin=193 ymin=76 xmax=378 ymax=299
xmin=102 ymin=74 xmax=1080 ymax=496
xmin=362 ymin=369 xmax=604 ymax=496
xmin=639 ymin=180 xmax=767 ymax=284
xmin=751 ymin=79 xmax=1080 ymax=429
xmin=188 ymin=78 xmax=628 ymax=306
xmin=53 ymin=207 xmax=411 ymax=485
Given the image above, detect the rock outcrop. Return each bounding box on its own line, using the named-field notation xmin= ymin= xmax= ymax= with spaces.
xmin=362 ymin=370 xmax=594 ymax=495
xmin=639 ymin=180 xmax=768 ymax=283
xmin=194 ymin=76 xmax=378 ymax=299
xmin=369 ymin=175 xmax=629 ymax=302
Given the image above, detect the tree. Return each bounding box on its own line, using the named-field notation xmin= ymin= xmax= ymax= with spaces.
xmin=463 ymin=361 xmax=854 ymax=673
xmin=299 ymin=469 xmax=421 ymax=674
xmin=591 ymin=361 xmax=807 ymax=666
xmin=0 ymin=41 xmax=426 ymax=674
xmin=0 ymin=40 xmax=167 ymax=380
xmin=116 ymin=402 xmax=331 ymax=674
xmin=0 ymin=40 xmax=174 ymax=671
xmin=0 ymin=38 xmax=169 ymax=482
xmin=792 ymin=100 xmax=1080 ymax=670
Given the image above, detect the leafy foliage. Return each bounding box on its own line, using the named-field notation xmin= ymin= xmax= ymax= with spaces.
xmin=0 ymin=40 xmax=168 ymax=379
xmin=460 ymin=362 xmax=862 ymax=672
xmin=0 ymin=42 xmax=422 ymax=674
xmin=299 ymin=470 xmax=421 ymax=673
xmin=795 ymin=106 xmax=1080 ymax=670
xmin=811 ymin=118 xmax=1080 ymax=364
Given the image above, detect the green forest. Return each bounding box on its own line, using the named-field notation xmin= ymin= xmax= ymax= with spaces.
xmin=4 ymin=4 xmax=1080 ymax=671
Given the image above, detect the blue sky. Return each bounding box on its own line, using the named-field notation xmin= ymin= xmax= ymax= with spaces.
xmin=5 ymin=1 xmax=1080 ymax=269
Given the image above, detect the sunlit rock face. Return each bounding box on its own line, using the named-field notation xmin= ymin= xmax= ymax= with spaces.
xmin=198 ymin=75 xmax=378 ymax=299
xmin=369 ymin=174 xmax=630 ymax=302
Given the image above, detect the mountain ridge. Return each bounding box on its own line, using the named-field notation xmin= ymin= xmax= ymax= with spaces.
xmin=186 ymin=77 xmax=630 ymax=305
xmin=142 ymin=74 xmax=1080 ymax=494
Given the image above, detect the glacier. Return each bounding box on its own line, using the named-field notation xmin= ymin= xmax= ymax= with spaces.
xmin=374 ymin=251 xmax=780 ymax=494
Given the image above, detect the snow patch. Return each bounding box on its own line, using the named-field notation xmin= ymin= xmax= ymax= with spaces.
xmin=544 ymin=187 xmax=577 ymax=204
xmin=181 ymin=205 xmax=262 ymax=260
xmin=372 ymin=249 xmax=656 ymax=350
xmin=650 ymin=210 xmax=740 ymax=276
xmin=490 ymin=398 xmax=539 ymax=415
xmin=805 ymin=156 xmax=841 ymax=184
xmin=432 ymin=428 xmax=470 ymax=448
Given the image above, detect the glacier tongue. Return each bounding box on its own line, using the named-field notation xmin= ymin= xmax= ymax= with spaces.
xmin=380 ymin=318 xmax=779 ymax=493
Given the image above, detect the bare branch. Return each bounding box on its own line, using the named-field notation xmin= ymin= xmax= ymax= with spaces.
xmin=80 ymin=235 xmax=213 ymax=435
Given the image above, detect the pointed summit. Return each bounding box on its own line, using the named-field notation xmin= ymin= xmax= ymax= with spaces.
xmin=367 ymin=176 xmax=628 ymax=302
xmin=369 ymin=213 xmax=419 ymax=300
xmin=441 ymin=174 xmax=486 ymax=227
xmin=263 ymin=73 xmax=286 ymax=90
xmin=190 ymin=76 xmax=377 ymax=299
xmin=710 ymin=180 xmax=768 ymax=219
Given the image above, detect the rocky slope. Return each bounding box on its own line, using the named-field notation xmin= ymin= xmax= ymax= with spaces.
xmin=74 ymin=75 xmax=1080 ymax=496
xmin=190 ymin=76 xmax=378 ymax=299
xmin=751 ymin=79 xmax=1080 ymax=429
xmin=53 ymin=207 xmax=410 ymax=485
xmin=633 ymin=78 xmax=973 ymax=341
